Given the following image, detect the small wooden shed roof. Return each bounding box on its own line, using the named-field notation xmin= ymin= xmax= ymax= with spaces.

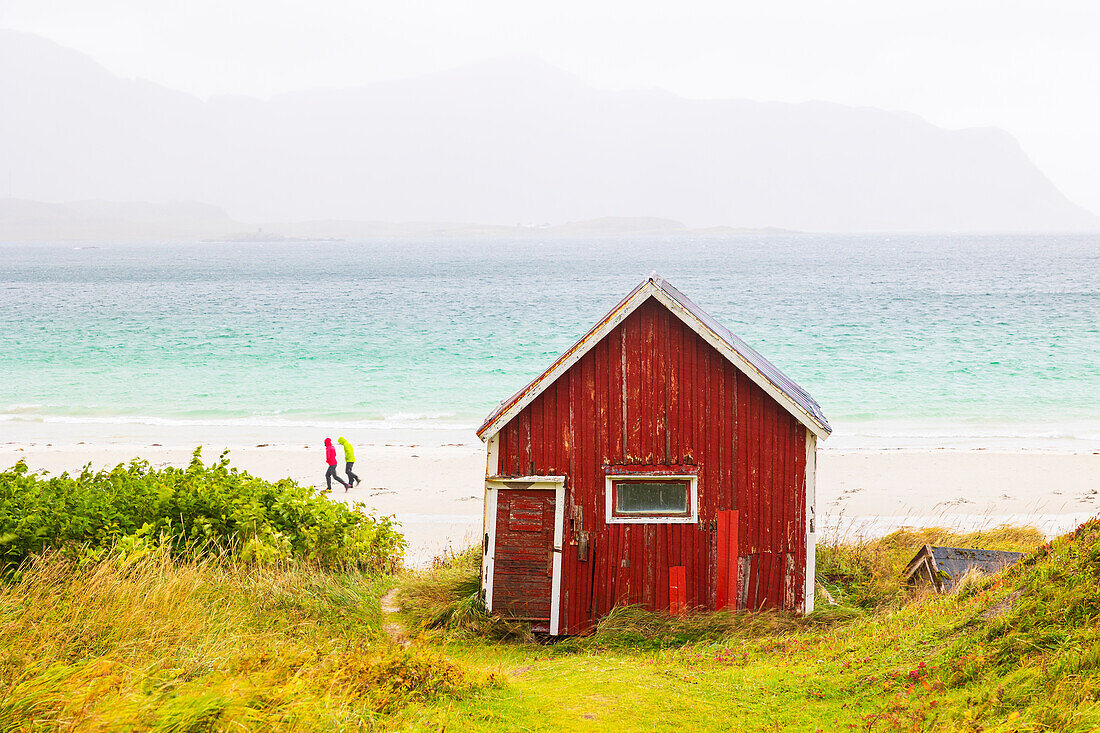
xmin=477 ymin=274 xmax=831 ymax=441
xmin=904 ymin=545 xmax=1026 ymax=593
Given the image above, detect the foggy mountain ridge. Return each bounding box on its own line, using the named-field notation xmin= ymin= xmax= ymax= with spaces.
xmin=1 ymin=29 xmax=1096 ymax=234
xmin=0 ymin=197 xmax=790 ymax=241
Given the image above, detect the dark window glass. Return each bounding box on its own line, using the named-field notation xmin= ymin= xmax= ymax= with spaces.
xmin=613 ymin=480 xmax=690 ymax=516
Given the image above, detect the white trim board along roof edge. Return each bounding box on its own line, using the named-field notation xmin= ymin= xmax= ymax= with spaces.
xmin=476 ymin=274 xmax=831 ymax=442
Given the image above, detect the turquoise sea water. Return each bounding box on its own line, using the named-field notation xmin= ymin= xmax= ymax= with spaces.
xmin=1 ymin=235 xmax=1098 ymax=440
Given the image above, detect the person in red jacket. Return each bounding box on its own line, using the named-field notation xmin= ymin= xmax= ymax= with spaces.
xmin=323 ymin=438 xmax=349 ymax=492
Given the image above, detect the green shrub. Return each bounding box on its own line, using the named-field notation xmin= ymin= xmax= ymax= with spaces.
xmin=0 ymin=449 xmax=405 ymax=571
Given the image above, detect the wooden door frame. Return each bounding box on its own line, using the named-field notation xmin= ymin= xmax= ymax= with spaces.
xmin=482 ymin=475 xmax=566 ymax=635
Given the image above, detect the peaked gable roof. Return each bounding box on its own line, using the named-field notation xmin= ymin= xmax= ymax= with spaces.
xmin=477 ymin=274 xmax=831 ymax=441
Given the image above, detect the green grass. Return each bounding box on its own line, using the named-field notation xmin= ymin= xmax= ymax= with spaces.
xmin=388 ymin=522 xmax=1100 ymax=732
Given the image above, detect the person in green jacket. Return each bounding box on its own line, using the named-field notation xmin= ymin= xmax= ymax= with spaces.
xmin=337 ymin=436 xmax=360 ymax=488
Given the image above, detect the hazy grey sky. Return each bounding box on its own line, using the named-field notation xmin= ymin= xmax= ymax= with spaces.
xmin=3 ymin=0 xmax=1098 ymax=214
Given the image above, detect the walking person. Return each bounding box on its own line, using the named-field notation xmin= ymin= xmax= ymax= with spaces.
xmin=323 ymin=438 xmax=349 ymax=492
xmin=338 ymin=436 xmax=360 ymax=488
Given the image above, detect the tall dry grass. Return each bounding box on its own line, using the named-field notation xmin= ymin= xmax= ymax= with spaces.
xmin=816 ymin=524 xmax=1044 ymax=609
xmin=396 ymin=526 xmax=1044 ymax=651
xmin=0 ymin=550 xmax=489 ymax=731
xmin=395 ymin=547 xmax=531 ymax=641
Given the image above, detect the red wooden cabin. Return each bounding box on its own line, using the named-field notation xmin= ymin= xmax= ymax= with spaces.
xmin=477 ymin=275 xmax=830 ymax=635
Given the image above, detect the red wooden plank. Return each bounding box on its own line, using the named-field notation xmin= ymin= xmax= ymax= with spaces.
xmin=746 ymin=554 xmax=759 ymax=610
xmin=715 ymin=509 xmax=740 ymax=609
xmin=609 ymin=327 xmax=624 ymax=464
xmin=503 ymin=424 xmax=512 ymax=476
xmin=728 ymin=509 xmax=739 ymax=606
xmin=795 ymin=426 xmax=807 ymax=610
xmin=580 ymin=353 xmax=597 ymax=630
xmin=763 ymin=396 xmax=775 ymax=554
xmin=768 ymin=402 xmax=778 ymax=555
xmin=714 ymin=351 xmax=726 ymax=512
xmin=669 ymin=566 xmax=686 ymax=616
xmin=506 ymin=420 xmax=516 ymax=475
xmin=771 ymin=549 xmax=784 ymax=609
xmin=770 ymin=400 xmax=778 ymax=554
xmin=664 ymin=310 xmax=673 ymax=462
xmin=716 ymin=509 xmax=729 ymax=609
xmin=775 ymin=405 xmax=785 ymax=555
xmin=500 ymin=422 xmax=511 ymax=474
xmin=723 ymin=363 xmax=735 ymax=513
xmin=736 ymin=372 xmax=750 ymax=559
xmin=654 ymin=525 xmax=667 ymax=611
xmin=683 ymin=326 xmax=695 ymax=466
xmin=546 ymin=387 xmax=557 ymax=473
xmin=583 ymin=363 xmax=594 ymax=629
xmin=774 ymin=404 xmax=783 ymax=556
xmin=590 ymin=341 xmax=608 ymax=629
xmin=729 ymin=364 xmax=737 ymax=514
xmin=521 ymin=409 xmax=533 ymax=475
xmin=635 ymin=307 xmax=648 ymax=465
xmin=595 ymin=338 xmax=609 ymax=467
xmin=632 ymin=522 xmax=644 ymax=607
xmin=655 ymin=306 xmax=668 ymax=465
xmin=753 ymin=385 xmax=763 ymax=556
xmin=616 ymin=526 xmax=630 ymax=607
xmin=681 ymin=329 xmax=697 ymax=609
xmin=730 ymin=510 xmax=740 ymax=608
xmin=630 ymin=524 xmax=642 ymax=605
xmin=783 ymin=414 xmax=793 ymax=555
xmin=775 ymin=412 xmax=785 ymax=557
xmin=639 ymin=303 xmax=652 ymax=465
xmin=700 ymin=334 xmax=715 ymax=609
xmin=532 ymin=391 xmax=545 ymax=472
xmin=559 ymin=368 xmax=570 ymax=476
xmin=625 ymin=313 xmax=642 ymax=464
xmin=511 ymin=418 xmax=521 ymax=475
xmin=669 ymin=522 xmax=682 ymax=606
xmin=763 ymin=552 xmax=775 ymax=610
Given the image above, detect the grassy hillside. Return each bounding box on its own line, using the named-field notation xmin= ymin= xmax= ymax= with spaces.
xmin=396 ymin=522 xmax=1099 ymax=731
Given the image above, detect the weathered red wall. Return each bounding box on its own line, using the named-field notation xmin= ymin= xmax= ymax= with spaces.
xmin=496 ymin=298 xmax=807 ymax=634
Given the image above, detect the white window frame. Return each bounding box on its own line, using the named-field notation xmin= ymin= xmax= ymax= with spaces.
xmin=604 ymin=474 xmax=699 ymax=524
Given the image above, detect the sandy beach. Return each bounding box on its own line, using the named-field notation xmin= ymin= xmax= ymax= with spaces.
xmin=3 ymin=421 xmax=1097 ymax=565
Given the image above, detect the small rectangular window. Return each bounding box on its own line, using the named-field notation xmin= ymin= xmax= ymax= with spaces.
xmin=604 ymin=474 xmax=698 ymax=524
xmin=612 ymin=480 xmax=690 ymax=517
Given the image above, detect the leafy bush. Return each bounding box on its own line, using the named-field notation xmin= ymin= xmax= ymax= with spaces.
xmin=0 ymin=449 xmax=405 ymax=571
